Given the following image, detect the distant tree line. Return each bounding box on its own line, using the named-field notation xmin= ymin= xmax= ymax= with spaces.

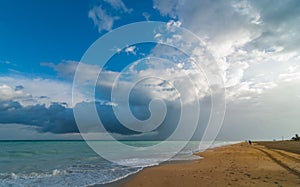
xmin=291 ymin=134 xmax=300 ymax=141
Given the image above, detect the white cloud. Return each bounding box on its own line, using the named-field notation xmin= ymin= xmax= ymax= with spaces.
xmin=114 ymin=47 xmax=122 ymax=53
xmin=42 ymin=60 xmax=120 ymax=106
xmin=231 ymin=0 xmax=262 ymax=25
xmin=0 ymin=76 xmax=86 ymax=107
xmin=41 ymin=60 xmax=101 ymax=85
xmin=0 ymin=84 xmax=29 ymax=101
xmin=152 ymin=0 xmax=300 ymax=140
xmin=166 ymin=20 xmax=182 ymax=30
xmin=100 ymin=57 xmax=210 ymax=106
xmin=124 ymin=45 xmax=136 ymax=55
xmin=224 ymin=61 xmax=249 ymax=88
xmin=225 ymin=81 xmax=277 ymax=101
xmin=88 ymin=0 xmax=132 ymax=32
xmin=142 ymin=12 xmax=151 ymax=21
xmin=278 ymin=65 xmax=300 ymax=82
xmin=104 ymin=0 xmax=132 ymax=13
xmin=153 ymin=0 xmax=183 ymax=19
xmin=88 ymin=5 xmax=118 ymax=32
xmin=153 ymin=0 xmax=300 ymax=102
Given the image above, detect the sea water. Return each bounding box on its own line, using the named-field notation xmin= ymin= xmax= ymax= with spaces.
xmin=0 ymin=141 xmax=237 ymax=187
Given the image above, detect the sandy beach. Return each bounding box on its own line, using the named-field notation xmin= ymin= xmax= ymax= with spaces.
xmin=120 ymin=141 xmax=300 ymax=187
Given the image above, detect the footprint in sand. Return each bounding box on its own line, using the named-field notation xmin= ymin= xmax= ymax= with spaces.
xmin=244 ymin=173 xmax=251 ymax=177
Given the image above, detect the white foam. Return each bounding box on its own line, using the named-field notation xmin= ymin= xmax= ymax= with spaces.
xmin=208 ymin=141 xmax=240 ymax=149
xmin=11 ymin=173 xmax=17 ymax=179
xmin=88 ymin=167 xmax=144 ymax=186
xmin=117 ymin=158 xmax=160 ymax=167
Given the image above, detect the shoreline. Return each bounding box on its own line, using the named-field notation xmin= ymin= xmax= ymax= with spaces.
xmin=97 ymin=142 xmax=238 ymax=187
xmin=96 ymin=156 xmax=199 ymax=187
xmin=117 ymin=141 xmax=300 ymax=187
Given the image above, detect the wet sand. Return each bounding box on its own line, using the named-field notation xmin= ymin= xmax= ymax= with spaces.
xmin=120 ymin=141 xmax=300 ymax=187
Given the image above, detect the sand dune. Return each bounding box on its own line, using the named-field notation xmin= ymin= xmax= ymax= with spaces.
xmin=121 ymin=142 xmax=300 ymax=187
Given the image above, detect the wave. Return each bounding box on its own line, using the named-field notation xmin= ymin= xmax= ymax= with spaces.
xmin=0 ymin=166 xmax=141 ymax=187
xmin=0 ymin=141 xmax=240 ymax=187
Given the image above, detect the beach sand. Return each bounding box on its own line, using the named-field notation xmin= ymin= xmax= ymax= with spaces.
xmin=119 ymin=141 xmax=300 ymax=187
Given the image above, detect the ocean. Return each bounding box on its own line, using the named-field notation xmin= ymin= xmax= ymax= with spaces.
xmin=0 ymin=140 xmax=237 ymax=186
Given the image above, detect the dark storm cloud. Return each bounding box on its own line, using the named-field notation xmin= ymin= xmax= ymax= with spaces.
xmin=0 ymin=100 xmax=153 ymax=136
xmin=0 ymin=99 xmax=205 ymax=140
xmin=0 ymin=101 xmax=78 ymax=134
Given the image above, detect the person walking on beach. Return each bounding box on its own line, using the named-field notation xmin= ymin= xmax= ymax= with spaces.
xmin=248 ymin=140 xmax=252 ymax=145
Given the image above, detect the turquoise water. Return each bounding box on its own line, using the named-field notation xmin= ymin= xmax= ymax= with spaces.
xmin=0 ymin=141 xmax=236 ymax=186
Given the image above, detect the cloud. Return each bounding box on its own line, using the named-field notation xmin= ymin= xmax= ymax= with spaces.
xmin=278 ymin=64 xmax=300 ymax=82
xmin=41 ymin=60 xmax=101 ymax=85
xmin=142 ymin=12 xmax=151 ymax=21
xmin=0 ymin=124 xmax=81 ymax=140
xmin=104 ymin=0 xmax=132 ymax=13
xmin=0 ymin=84 xmax=30 ymax=101
xmin=88 ymin=0 xmax=132 ymax=32
xmin=0 ymin=76 xmax=86 ymax=107
xmin=0 ymin=101 xmax=77 ymax=134
xmin=124 ymin=45 xmax=136 ymax=55
xmin=153 ymin=0 xmax=183 ymax=19
xmin=218 ymin=80 xmax=300 ymax=140
xmin=2 ymin=1 xmax=300 ymax=140
xmin=0 ymin=68 xmax=177 ymax=137
xmin=88 ymin=5 xmax=118 ymax=32
xmin=153 ymin=0 xmax=300 ymax=102
xmin=41 ymin=61 xmax=79 ymax=79
xmin=39 ymin=58 xmax=211 ymax=139
xmin=0 ymin=59 xmax=11 ymax=65
xmin=46 ymin=59 xmax=210 ymax=139
xmin=15 ymin=85 xmax=24 ymax=91
xmin=166 ymin=20 xmax=182 ymax=29
xmin=91 ymin=54 xmax=210 ymax=106
xmin=42 ymin=59 xmax=186 ymax=107
xmin=149 ymin=0 xmax=300 ymax=140
xmin=248 ymin=0 xmax=300 ymax=53
xmin=0 ymin=100 xmax=134 ymax=135
xmin=0 ymin=99 xmax=180 ymax=139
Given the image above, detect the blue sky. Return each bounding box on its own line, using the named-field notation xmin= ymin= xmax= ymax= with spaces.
xmin=0 ymin=0 xmax=300 ymax=140
xmin=0 ymin=0 xmax=166 ymax=76
xmin=0 ymin=0 xmax=92 ymax=75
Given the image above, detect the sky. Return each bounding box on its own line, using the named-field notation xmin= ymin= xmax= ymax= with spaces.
xmin=0 ymin=0 xmax=300 ymax=141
